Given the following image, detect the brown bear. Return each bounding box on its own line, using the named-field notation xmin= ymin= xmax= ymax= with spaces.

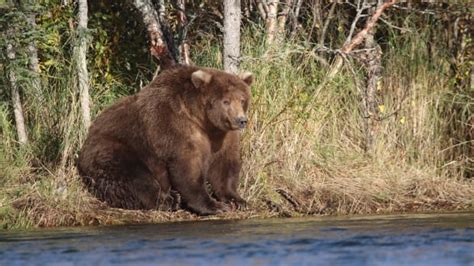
xmin=77 ymin=65 xmax=252 ymax=215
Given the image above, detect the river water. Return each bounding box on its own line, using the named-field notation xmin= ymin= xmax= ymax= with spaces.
xmin=1 ymin=212 xmax=473 ymax=265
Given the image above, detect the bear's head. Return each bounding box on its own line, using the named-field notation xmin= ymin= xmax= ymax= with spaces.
xmin=191 ymin=69 xmax=253 ymax=131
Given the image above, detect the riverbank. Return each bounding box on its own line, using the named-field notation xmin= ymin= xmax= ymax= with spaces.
xmin=1 ymin=165 xmax=473 ymax=229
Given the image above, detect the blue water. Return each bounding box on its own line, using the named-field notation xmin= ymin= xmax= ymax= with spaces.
xmin=1 ymin=212 xmax=473 ymax=265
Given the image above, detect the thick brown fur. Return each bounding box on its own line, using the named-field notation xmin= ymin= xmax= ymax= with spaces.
xmin=77 ymin=65 xmax=252 ymax=215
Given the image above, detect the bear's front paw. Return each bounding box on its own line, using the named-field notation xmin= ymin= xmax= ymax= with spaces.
xmin=188 ymin=199 xmax=231 ymax=216
xmin=214 ymin=200 xmax=232 ymax=213
xmin=229 ymin=197 xmax=247 ymax=211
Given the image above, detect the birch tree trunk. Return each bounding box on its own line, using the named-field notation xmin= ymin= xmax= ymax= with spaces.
xmin=133 ymin=0 xmax=175 ymax=69
xmin=157 ymin=0 xmax=166 ymax=22
xmin=265 ymin=0 xmax=278 ymax=45
xmin=256 ymin=0 xmax=267 ymax=20
xmin=223 ymin=0 xmax=241 ymax=74
xmin=26 ymin=12 xmax=42 ymax=99
xmin=75 ymin=0 xmax=91 ymax=129
xmin=176 ymin=0 xmax=191 ymax=65
xmin=277 ymin=0 xmax=293 ymax=37
xmin=6 ymin=41 xmax=28 ymax=145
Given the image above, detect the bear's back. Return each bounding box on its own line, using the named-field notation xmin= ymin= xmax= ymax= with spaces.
xmin=86 ymin=95 xmax=142 ymax=144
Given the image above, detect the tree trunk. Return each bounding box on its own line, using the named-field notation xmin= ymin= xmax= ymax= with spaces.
xmin=265 ymin=0 xmax=278 ymax=45
xmin=176 ymin=0 xmax=191 ymax=65
xmin=347 ymin=1 xmax=386 ymax=152
xmin=157 ymin=0 xmax=166 ymax=22
xmin=133 ymin=0 xmax=175 ymax=69
xmin=75 ymin=0 xmax=91 ymax=130
xmin=223 ymin=0 xmax=241 ymax=74
xmin=26 ymin=12 xmax=42 ymax=99
xmin=307 ymin=0 xmax=322 ymax=43
xmin=277 ymin=0 xmax=293 ymax=38
xmin=256 ymin=0 xmax=267 ymax=20
xmin=6 ymin=41 xmax=28 ymax=145
xmin=360 ymin=14 xmax=383 ymax=152
xmin=290 ymin=0 xmax=303 ymax=36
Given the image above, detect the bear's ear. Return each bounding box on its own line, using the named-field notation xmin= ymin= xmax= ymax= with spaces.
xmin=239 ymin=72 xmax=253 ymax=86
xmin=191 ymin=70 xmax=212 ymax=89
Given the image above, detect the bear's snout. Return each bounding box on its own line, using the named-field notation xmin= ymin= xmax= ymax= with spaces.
xmin=236 ymin=116 xmax=248 ymax=129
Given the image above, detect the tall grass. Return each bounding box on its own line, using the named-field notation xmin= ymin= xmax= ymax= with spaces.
xmin=234 ymin=28 xmax=473 ymax=214
xmin=1 ymin=24 xmax=473 ymax=229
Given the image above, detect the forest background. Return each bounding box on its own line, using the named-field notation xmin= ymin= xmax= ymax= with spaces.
xmin=0 ymin=0 xmax=473 ymax=229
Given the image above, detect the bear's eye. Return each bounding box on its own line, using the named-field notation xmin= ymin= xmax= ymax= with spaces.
xmin=223 ymin=100 xmax=230 ymax=105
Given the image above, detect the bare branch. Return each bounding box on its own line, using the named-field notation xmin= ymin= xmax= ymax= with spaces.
xmin=379 ymin=17 xmax=411 ymax=32
xmin=261 ymin=0 xmax=270 ymax=14
xmin=344 ymin=0 xmax=371 ymax=46
xmin=307 ymin=0 xmax=322 ymax=44
xmin=303 ymin=0 xmax=397 ymax=114
xmin=319 ymin=2 xmax=337 ymax=46
xmin=290 ymin=0 xmax=303 ymax=35
xmin=392 ymin=4 xmax=435 ymax=15
xmin=342 ymin=0 xmax=397 ymax=53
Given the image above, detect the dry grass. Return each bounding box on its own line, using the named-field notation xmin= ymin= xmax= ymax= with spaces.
xmin=1 ymin=161 xmax=471 ymax=229
xmin=1 ymin=168 xmax=279 ymax=229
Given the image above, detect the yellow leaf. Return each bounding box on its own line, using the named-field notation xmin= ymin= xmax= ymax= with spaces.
xmin=44 ymin=59 xmax=55 ymax=66
xmin=377 ymin=80 xmax=383 ymax=91
xmin=378 ymin=105 xmax=385 ymax=113
xmin=400 ymin=116 xmax=406 ymax=124
xmin=105 ymin=73 xmax=113 ymax=82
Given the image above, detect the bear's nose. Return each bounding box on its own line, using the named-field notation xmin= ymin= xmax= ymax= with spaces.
xmin=237 ymin=117 xmax=248 ymax=128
